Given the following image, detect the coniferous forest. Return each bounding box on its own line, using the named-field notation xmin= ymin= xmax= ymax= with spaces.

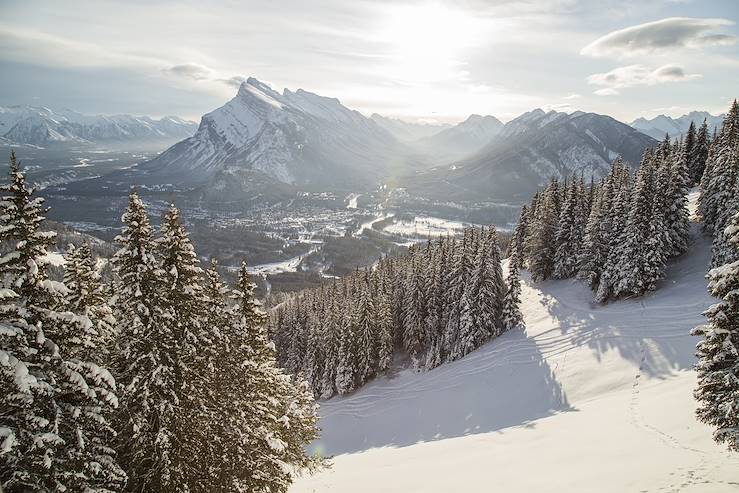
xmin=268 ymin=226 xmax=523 ymax=398
xmin=692 ymin=99 xmax=739 ymax=453
xmin=0 ymin=151 xmax=324 ymax=492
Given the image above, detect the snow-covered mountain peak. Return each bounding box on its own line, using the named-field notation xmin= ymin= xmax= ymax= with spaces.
xmin=139 ymin=79 xmax=411 ymax=193
xmin=236 ymin=79 xmax=285 ymax=109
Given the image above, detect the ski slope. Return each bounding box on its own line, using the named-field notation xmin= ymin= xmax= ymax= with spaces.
xmin=291 ymin=198 xmax=739 ymax=492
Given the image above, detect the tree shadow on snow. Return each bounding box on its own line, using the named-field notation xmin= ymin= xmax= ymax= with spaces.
xmin=310 ymin=327 xmax=572 ymax=456
xmin=531 ymin=231 xmax=715 ymax=377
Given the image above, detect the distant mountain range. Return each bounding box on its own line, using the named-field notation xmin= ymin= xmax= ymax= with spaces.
xmin=404 ymin=108 xmax=657 ymax=203
xmin=28 ymin=78 xmax=676 ymax=206
xmin=135 ymin=79 xmax=507 ymax=198
xmin=630 ymin=111 xmax=725 ymax=140
xmin=0 ymin=105 xmax=197 ymax=147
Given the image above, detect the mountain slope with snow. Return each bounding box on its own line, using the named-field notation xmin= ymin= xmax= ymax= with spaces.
xmin=406 ymin=109 xmax=656 ymax=202
xmin=0 ymin=105 xmax=197 ymax=147
xmin=137 ymin=78 xmax=419 ymax=195
xmin=631 ymin=111 xmax=725 ymax=140
xmin=292 ymin=196 xmax=738 ymax=492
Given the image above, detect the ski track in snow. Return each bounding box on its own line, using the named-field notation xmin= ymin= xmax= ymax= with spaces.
xmin=292 ymin=192 xmax=739 ymax=492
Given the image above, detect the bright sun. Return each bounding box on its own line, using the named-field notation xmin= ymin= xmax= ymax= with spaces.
xmin=379 ymin=3 xmax=483 ymax=83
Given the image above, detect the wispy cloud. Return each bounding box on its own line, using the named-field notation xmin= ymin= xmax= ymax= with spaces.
xmin=587 ymin=64 xmax=702 ymax=95
xmin=217 ymin=76 xmax=248 ymax=88
xmin=164 ymin=63 xmax=213 ymax=80
xmin=581 ymin=17 xmax=737 ymax=58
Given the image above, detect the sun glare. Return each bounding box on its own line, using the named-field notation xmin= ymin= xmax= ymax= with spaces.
xmin=379 ymin=3 xmax=483 ymax=83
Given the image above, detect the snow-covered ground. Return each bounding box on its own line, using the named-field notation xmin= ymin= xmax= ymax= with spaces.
xmin=292 ymin=198 xmax=739 ymax=491
xmin=382 ymin=215 xmax=470 ymax=237
xmin=346 ymin=193 xmax=361 ymax=209
xmin=230 ymin=246 xmax=319 ymax=276
xmin=353 ymin=213 xmax=394 ymax=237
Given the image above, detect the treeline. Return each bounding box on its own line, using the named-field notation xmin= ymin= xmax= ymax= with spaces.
xmin=0 ymin=151 xmax=324 ymax=493
xmin=692 ymin=99 xmax=739 ymax=453
xmin=269 ymin=227 xmax=524 ymax=398
xmin=510 ymin=131 xmax=700 ymax=302
xmin=698 ymin=100 xmax=739 ymax=267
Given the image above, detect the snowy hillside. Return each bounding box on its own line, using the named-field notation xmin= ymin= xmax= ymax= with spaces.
xmin=291 ymin=194 xmax=739 ymax=492
xmin=0 ymin=105 xmax=197 ymax=147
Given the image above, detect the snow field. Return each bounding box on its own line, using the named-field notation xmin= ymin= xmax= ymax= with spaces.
xmin=292 ymin=216 xmax=739 ymax=492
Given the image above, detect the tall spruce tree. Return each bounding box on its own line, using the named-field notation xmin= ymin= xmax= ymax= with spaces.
xmin=553 ymin=178 xmax=582 ymax=279
xmin=692 ymin=211 xmax=739 ymax=452
xmin=62 ymin=243 xmax=116 ymax=363
xmin=664 ymin=143 xmax=692 ymax=257
xmin=526 ymin=180 xmax=559 ymax=281
xmin=226 ymin=260 xmax=324 ymax=492
xmin=577 ymin=183 xmax=608 ymax=288
xmin=112 ymin=192 xmax=184 ymax=493
xmin=689 ymin=119 xmax=710 ymax=185
xmin=509 ymin=205 xmax=529 ymax=270
xmin=700 ymin=100 xmax=738 ymax=238
xmin=501 ymin=260 xmax=523 ymax=331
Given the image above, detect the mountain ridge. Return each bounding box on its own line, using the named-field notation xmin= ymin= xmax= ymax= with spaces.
xmin=136 ymin=77 xmax=418 ymax=196
xmin=404 ymin=109 xmax=657 ymax=202
xmin=630 ymin=110 xmax=724 ymax=140
xmin=0 ymin=105 xmax=197 ymax=147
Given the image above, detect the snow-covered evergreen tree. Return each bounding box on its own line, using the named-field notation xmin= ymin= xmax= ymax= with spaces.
xmin=375 ymin=291 xmax=394 ymax=373
xmin=577 ymin=182 xmax=608 ymax=288
xmin=403 ymin=252 xmax=427 ymax=364
xmin=335 ymin=308 xmax=358 ymax=394
xmin=509 ymin=205 xmax=528 ymax=270
xmin=700 ymin=100 xmax=738 ymax=237
xmin=692 ymin=210 xmax=739 ymax=452
xmin=501 ymin=260 xmax=523 ymax=331
xmin=0 ymin=152 xmax=124 ymax=492
xmin=112 ymin=192 xmax=185 ymax=493
xmin=611 ymin=158 xmax=666 ymax=299
xmin=526 ymin=180 xmax=559 ymax=281
xmin=224 ymin=259 xmax=324 ymax=492
xmin=710 ymin=147 xmax=739 ymax=267
xmin=663 ymin=144 xmax=692 ymax=257
xmin=319 ymin=293 xmax=340 ymax=398
xmin=355 ymin=284 xmax=376 ymax=383
xmin=553 ymin=178 xmax=583 ymax=279
xmin=63 ymin=243 xmax=116 ymax=363
xmin=689 ymin=119 xmax=710 ymax=185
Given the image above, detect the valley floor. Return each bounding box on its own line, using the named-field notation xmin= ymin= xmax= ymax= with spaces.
xmin=291 ymin=220 xmax=739 ymax=492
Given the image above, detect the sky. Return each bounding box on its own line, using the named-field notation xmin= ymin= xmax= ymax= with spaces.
xmin=0 ymin=0 xmax=737 ymax=124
